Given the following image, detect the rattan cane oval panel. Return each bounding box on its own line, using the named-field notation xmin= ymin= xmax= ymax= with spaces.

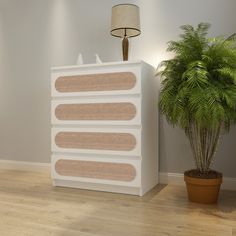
xmin=55 ymin=132 xmax=136 ymax=151
xmin=55 ymin=159 xmax=136 ymax=181
xmin=55 ymin=102 xmax=136 ymax=121
xmin=55 ymin=72 xmax=136 ymax=93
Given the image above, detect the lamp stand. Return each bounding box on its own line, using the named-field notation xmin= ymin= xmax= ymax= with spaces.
xmin=122 ymin=36 xmax=129 ymax=61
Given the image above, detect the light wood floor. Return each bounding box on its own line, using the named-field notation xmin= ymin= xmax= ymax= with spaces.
xmin=0 ymin=170 xmax=235 ymax=236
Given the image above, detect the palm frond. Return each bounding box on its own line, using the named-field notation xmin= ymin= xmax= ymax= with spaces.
xmin=158 ymin=23 xmax=236 ymax=173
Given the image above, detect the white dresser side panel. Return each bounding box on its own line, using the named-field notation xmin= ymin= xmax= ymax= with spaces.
xmin=140 ymin=62 xmax=159 ymax=195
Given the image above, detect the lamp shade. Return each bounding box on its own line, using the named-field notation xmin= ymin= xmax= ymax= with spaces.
xmin=111 ymin=4 xmax=141 ymax=38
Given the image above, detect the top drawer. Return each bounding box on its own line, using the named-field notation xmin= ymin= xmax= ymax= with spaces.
xmin=51 ymin=64 xmax=141 ymax=97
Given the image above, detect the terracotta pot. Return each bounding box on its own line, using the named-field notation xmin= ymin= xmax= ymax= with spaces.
xmin=184 ymin=174 xmax=222 ymax=204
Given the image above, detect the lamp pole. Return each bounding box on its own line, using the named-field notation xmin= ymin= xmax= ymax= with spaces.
xmin=122 ymin=29 xmax=129 ymax=61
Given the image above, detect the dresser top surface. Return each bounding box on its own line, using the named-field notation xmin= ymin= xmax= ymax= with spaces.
xmin=51 ymin=60 xmax=152 ymax=72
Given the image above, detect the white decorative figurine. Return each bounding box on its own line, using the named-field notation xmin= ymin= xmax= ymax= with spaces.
xmin=76 ymin=53 xmax=83 ymax=65
xmin=95 ymin=54 xmax=102 ymax=64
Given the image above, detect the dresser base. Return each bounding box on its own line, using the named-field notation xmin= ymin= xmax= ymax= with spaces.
xmin=53 ymin=179 xmax=143 ymax=196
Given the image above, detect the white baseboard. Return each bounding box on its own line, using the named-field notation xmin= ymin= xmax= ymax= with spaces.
xmin=0 ymin=161 xmax=235 ymax=191
xmin=0 ymin=160 xmax=50 ymax=172
xmin=159 ymin=172 xmax=236 ymax=191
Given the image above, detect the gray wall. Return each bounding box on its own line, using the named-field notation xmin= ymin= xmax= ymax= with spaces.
xmin=0 ymin=0 xmax=236 ymax=177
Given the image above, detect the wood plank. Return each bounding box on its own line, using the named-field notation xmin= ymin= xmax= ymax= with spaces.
xmin=0 ymin=170 xmax=235 ymax=236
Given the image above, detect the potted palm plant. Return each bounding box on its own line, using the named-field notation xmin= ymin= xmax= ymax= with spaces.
xmin=159 ymin=23 xmax=236 ymax=204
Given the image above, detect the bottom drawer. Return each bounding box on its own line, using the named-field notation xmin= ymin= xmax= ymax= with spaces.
xmin=51 ymin=155 xmax=141 ymax=188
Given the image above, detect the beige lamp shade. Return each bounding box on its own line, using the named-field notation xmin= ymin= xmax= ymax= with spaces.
xmin=111 ymin=4 xmax=141 ymax=38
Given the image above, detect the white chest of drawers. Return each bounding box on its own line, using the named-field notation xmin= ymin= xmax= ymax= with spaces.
xmin=51 ymin=60 xmax=158 ymax=196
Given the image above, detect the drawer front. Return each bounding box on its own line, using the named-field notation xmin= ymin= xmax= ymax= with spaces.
xmin=52 ymin=127 xmax=141 ymax=156
xmin=51 ymin=66 xmax=141 ymax=97
xmin=52 ymin=155 xmax=141 ymax=187
xmin=55 ymin=72 xmax=136 ymax=92
xmin=51 ymin=97 xmax=141 ymax=125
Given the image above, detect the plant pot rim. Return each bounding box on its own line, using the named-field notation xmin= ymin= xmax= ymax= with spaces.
xmin=184 ymin=169 xmax=222 ymax=179
xmin=184 ymin=174 xmax=222 ymax=186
